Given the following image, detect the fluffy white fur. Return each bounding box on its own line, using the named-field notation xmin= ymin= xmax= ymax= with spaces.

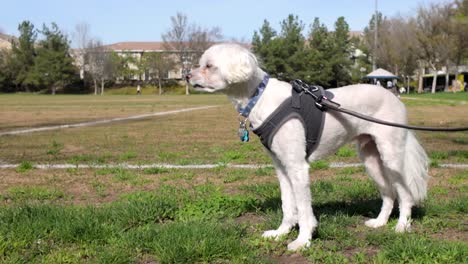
xmin=188 ymin=43 xmax=429 ymax=251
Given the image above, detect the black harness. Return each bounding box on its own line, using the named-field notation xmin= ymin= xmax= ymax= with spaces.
xmin=252 ymin=80 xmax=334 ymax=159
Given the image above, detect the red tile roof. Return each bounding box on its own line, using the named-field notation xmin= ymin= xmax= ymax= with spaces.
xmin=103 ymin=41 xmax=169 ymax=51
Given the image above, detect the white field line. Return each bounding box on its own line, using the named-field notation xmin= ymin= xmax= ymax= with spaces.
xmin=0 ymin=162 xmax=467 ymax=170
xmin=0 ymin=105 xmax=220 ymax=136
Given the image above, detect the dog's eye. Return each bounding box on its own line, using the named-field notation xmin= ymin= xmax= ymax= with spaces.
xmin=206 ymin=64 xmax=213 ymax=69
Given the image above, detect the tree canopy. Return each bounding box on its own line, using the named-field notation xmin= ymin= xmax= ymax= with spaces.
xmin=252 ymin=15 xmax=356 ymax=88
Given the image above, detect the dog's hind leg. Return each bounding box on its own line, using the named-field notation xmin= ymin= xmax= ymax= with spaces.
xmin=262 ymin=156 xmax=297 ymax=240
xmin=374 ymin=131 xmax=425 ymax=233
xmin=357 ymin=135 xmax=396 ymax=229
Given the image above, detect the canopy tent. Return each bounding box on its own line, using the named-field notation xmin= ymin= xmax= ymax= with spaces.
xmin=364 ymin=68 xmax=398 ymax=80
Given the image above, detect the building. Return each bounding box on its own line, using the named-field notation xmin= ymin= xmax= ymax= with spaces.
xmin=0 ymin=33 xmax=15 ymax=50
xmin=102 ymin=42 xmax=186 ymax=81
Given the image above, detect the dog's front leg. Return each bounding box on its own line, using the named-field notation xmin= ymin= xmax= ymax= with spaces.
xmin=286 ymin=162 xmax=318 ymax=251
xmin=262 ymin=157 xmax=297 ymax=240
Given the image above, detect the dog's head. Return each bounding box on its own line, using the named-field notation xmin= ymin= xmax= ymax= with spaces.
xmin=187 ymin=43 xmax=259 ymax=92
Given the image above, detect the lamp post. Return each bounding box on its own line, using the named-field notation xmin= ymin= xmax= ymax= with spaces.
xmin=182 ymin=54 xmax=192 ymax=95
xmin=372 ymin=0 xmax=378 ymax=71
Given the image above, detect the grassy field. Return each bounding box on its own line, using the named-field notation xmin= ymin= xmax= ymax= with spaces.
xmin=0 ymin=92 xmax=467 ymax=263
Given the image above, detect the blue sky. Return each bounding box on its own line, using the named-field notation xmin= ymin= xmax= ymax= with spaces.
xmin=2 ymin=0 xmax=449 ymax=47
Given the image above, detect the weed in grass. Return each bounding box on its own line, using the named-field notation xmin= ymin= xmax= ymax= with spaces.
xmin=223 ymin=170 xmax=249 ymax=183
xmin=448 ymin=150 xmax=468 ymax=161
xmin=123 ymin=221 xmax=263 ymax=263
xmin=305 ymin=243 xmax=348 ymax=263
xmin=337 ymin=166 xmax=365 ymax=176
xmin=143 ymin=167 xmax=170 ymax=175
xmin=375 ymin=235 xmax=467 ymax=263
xmin=177 ymin=193 xmax=259 ymax=221
xmin=46 ymin=140 xmax=63 ymax=159
xmin=157 ymin=151 xmax=180 ymax=162
xmin=168 ymin=171 xmax=196 ymax=181
xmin=4 ymin=186 xmax=65 ymax=202
xmin=95 ymin=153 xmax=113 ymax=164
xmin=449 ymin=197 xmax=467 ymax=214
xmin=68 ymin=154 xmax=94 ymax=164
xmin=254 ymin=167 xmax=274 ymax=177
xmin=95 ymin=167 xmax=120 ymax=176
xmin=90 ymin=180 xmax=108 ymax=198
xmin=430 ymin=159 xmax=440 ymax=168
xmin=119 ymin=151 xmax=137 ymax=161
xmin=221 ymin=150 xmax=246 ymax=163
xmin=310 ymin=160 xmax=329 ymax=170
xmin=447 ymin=170 xmax=467 ymax=185
xmin=336 ymin=145 xmax=356 ymax=157
xmin=430 ymin=151 xmax=449 ymax=160
xmin=65 ymin=167 xmax=80 ymax=175
xmin=452 ymin=137 xmax=468 ymax=145
xmin=429 ymin=186 xmax=449 ymax=196
xmin=16 ymin=160 xmax=33 ymax=173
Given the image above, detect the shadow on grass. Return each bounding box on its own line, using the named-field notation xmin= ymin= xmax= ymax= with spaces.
xmin=258 ymin=196 xmax=426 ymax=221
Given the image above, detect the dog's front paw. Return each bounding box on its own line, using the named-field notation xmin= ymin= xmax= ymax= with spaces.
xmin=262 ymin=229 xmax=287 ymax=240
xmin=287 ymin=237 xmax=311 ymax=251
xmin=395 ymin=221 xmax=411 ymax=233
xmin=365 ymin=218 xmax=387 ymax=229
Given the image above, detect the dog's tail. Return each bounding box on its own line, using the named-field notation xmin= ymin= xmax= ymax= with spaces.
xmin=402 ymin=131 xmax=429 ymax=205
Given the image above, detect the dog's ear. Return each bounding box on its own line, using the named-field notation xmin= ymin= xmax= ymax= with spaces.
xmin=222 ymin=48 xmax=258 ymax=84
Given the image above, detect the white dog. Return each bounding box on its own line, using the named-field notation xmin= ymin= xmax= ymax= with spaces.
xmin=187 ymin=43 xmax=429 ymax=250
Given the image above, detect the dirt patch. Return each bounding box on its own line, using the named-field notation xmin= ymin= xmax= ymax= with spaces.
xmin=429 ymin=228 xmax=468 ymax=243
xmin=270 ymin=253 xmax=310 ymax=264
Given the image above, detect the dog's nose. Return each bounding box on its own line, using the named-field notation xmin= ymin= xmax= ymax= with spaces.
xmin=185 ymin=73 xmax=192 ymax=82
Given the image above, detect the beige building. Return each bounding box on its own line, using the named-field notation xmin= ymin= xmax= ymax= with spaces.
xmin=103 ymin=41 xmax=191 ymax=81
xmin=0 ymin=33 xmax=15 ymax=50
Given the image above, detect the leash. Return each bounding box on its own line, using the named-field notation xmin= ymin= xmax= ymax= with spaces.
xmin=291 ymin=80 xmax=468 ymax=132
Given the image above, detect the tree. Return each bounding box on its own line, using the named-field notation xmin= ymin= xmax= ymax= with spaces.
xmin=162 ymin=12 xmax=223 ymax=94
xmin=252 ymin=15 xmax=306 ymax=81
xmin=32 ymin=23 xmax=77 ymax=94
xmin=306 ymin=18 xmax=334 ymax=86
xmin=72 ymin=22 xmax=92 ymax=79
xmin=415 ymin=3 xmax=453 ymax=93
xmin=188 ymin=25 xmax=223 ymax=62
xmin=84 ymin=39 xmax=120 ymax=95
xmin=329 ymin=17 xmax=352 ymax=87
xmin=10 ymin=21 xmax=36 ymax=92
xmin=363 ymin=12 xmax=385 ymax=70
xmin=0 ymin=49 xmax=14 ymax=92
xmin=252 ymin=19 xmax=278 ymax=75
xmin=252 ymin=15 xmax=356 ymax=88
xmin=141 ymin=52 xmax=176 ymax=95
xmin=452 ymin=0 xmax=468 ymax=64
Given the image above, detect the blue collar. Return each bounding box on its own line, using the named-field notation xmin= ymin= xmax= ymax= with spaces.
xmin=238 ymin=75 xmax=269 ymax=117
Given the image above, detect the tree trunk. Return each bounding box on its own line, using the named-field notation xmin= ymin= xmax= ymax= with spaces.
xmin=407 ymin=76 xmax=410 ymax=94
xmin=94 ymin=79 xmax=98 ymax=95
xmin=418 ymin=67 xmax=424 ymax=93
xmin=158 ymin=77 xmax=162 ymax=95
xmin=100 ymin=79 xmax=104 ymax=95
xmin=431 ymin=69 xmax=437 ymax=94
xmin=444 ymin=63 xmax=450 ymax=92
xmin=52 ymin=86 xmax=56 ymax=95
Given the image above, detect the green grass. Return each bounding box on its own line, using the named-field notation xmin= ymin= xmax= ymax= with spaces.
xmin=0 ymin=171 xmax=466 ymax=263
xmin=402 ymin=92 xmax=468 ymax=101
xmin=16 ymin=160 xmax=33 ymax=173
